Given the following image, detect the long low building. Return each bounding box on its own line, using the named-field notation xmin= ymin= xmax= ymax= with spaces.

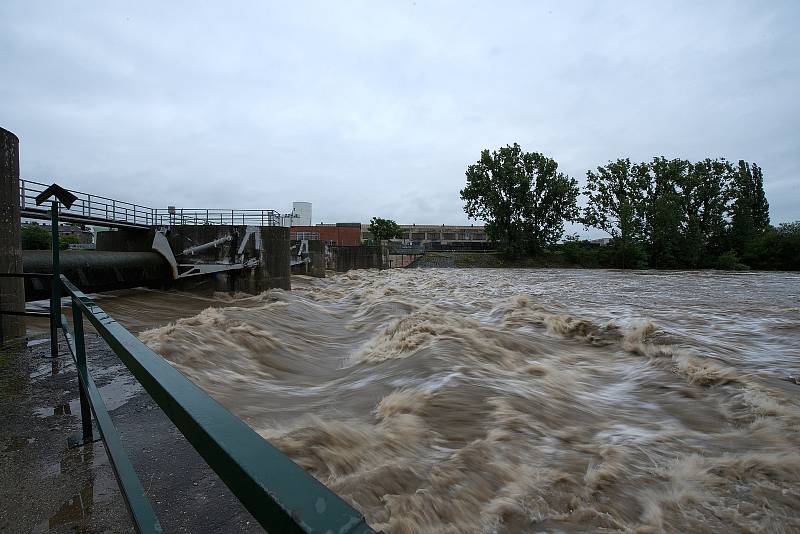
xmin=362 ymin=224 xmax=490 ymax=248
xmin=287 ymin=221 xmax=490 ymax=248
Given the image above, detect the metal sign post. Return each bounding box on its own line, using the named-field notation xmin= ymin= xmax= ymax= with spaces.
xmin=34 ymin=183 xmax=77 ymax=359
xmin=49 ymin=200 xmax=60 ymax=358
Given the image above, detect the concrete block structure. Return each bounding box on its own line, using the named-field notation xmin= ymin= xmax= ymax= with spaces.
xmin=0 ymin=127 xmax=24 ymax=340
xmin=92 ymin=224 xmax=292 ymax=295
xmin=333 ymin=245 xmax=381 ymax=271
xmin=164 ymin=225 xmax=291 ymax=292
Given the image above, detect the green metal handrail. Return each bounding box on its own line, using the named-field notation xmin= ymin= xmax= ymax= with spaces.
xmin=60 ymin=305 xmax=163 ymax=532
xmin=59 ymin=275 xmax=376 ymax=534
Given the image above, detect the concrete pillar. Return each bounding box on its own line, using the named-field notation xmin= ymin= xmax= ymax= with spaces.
xmin=334 ymin=245 xmax=382 ymax=272
xmin=0 ymin=127 xmax=25 ymax=341
xmin=308 ymin=240 xmax=326 ymax=278
xmin=379 ymin=241 xmax=389 ymax=270
xmin=334 ymin=246 xmax=350 ymax=272
xmin=258 ymin=226 xmax=291 ymax=290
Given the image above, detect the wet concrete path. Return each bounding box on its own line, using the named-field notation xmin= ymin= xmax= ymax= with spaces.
xmin=0 ymin=334 xmax=262 ymax=533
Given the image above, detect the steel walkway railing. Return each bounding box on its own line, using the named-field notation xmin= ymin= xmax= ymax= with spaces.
xmin=20 ymin=179 xmax=157 ymax=229
xmin=0 ymin=273 xmax=377 ymax=534
xmin=151 ymin=208 xmax=282 ymax=227
xmin=19 ymin=179 xmax=284 ymax=229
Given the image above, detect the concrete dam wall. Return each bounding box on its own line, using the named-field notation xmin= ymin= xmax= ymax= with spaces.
xmin=20 ymin=225 xmax=292 ymax=301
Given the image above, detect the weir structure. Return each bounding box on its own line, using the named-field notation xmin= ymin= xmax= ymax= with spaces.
xmin=15 ymin=180 xmax=396 ymax=303
xmin=0 ymin=128 xmax=378 ymax=533
xmin=18 ymin=178 xmax=294 ymax=298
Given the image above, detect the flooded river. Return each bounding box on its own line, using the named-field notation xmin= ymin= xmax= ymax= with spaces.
xmin=80 ymin=270 xmax=800 ymax=532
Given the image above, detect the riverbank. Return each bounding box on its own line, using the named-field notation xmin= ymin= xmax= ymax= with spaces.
xmin=408 ymin=250 xmax=799 ymax=270
xmin=409 ymin=251 xmax=573 ymax=268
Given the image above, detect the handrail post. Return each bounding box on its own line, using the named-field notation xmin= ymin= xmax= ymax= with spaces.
xmin=50 ymin=201 xmax=60 ymax=359
xmin=72 ymin=298 xmax=93 ymax=440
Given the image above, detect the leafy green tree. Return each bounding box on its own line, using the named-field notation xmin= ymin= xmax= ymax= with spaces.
xmin=642 ymin=157 xmax=686 ymax=268
xmin=21 ymin=225 xmax=51 ymax=250
xmin=688 ymin=158 xmax=733 ymax=260
xmin=583 ymin=158 xmax=649 ymax=268
xmin=368 ymin=217 xmax=402 ymax=242
xmin=581 ymin=154 xmax=789 ymax=270
xmin=729 ymin=160 xmax=770 ymax=263
xmin=460 ymin=144 xmax=579 ymax=257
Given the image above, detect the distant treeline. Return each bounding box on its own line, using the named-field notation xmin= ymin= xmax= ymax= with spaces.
xmin=461 ymin=145 xmax=799 ymax=270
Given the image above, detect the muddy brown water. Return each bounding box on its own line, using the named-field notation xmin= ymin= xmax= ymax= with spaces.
xmin=34 ymin=269 xmax=800 ymax=532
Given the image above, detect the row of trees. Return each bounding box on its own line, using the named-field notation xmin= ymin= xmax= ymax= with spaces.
xmin=460 ymin=144 xmax=797 ymax=270
xmin=583 ymin=157 xmax=770 ymax=269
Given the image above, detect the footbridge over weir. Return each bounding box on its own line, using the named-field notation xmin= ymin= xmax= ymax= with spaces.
xmin=16 ymin=179 xmax=305 ymax=300
xmin=20 ymin=178 xmax=285 ymax=229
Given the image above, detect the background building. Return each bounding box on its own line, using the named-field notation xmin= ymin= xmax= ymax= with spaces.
xmin=292 ymin=202 xmax=312 ymax=226
xmin=280 ymin=201 xmax=313 ymax=227
xmin=290 ymin=223 xmax=362 ymax=246
xmin=280 ymin=200 xmax=492 ymax=249
xmin=361 ymin=224 xmax=490 ymax=250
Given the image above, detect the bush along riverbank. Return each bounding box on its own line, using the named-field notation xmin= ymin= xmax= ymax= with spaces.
xmin=409 ymin=228 xmax=800 ymax=270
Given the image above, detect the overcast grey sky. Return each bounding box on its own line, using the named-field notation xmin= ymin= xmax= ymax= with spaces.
xmin=2 ymin=1 xmax=798 ymax=233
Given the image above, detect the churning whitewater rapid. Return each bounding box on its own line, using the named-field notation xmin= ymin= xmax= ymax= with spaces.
xmin=129 ymin=269 xmax=800 ymax=533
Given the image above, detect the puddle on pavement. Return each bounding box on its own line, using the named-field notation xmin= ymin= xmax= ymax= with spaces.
xmin=2 ymin=436 xmax=36 ymax=452
xmin=34 ymin=401 xmax=78 ymax=418
xmin=33 ymin=442 xmax=120 ymax=533
xmin=29 ymin=358 xmax=63 ymax=381
xmin=33 ymin=373 xmax=141 ymax=419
